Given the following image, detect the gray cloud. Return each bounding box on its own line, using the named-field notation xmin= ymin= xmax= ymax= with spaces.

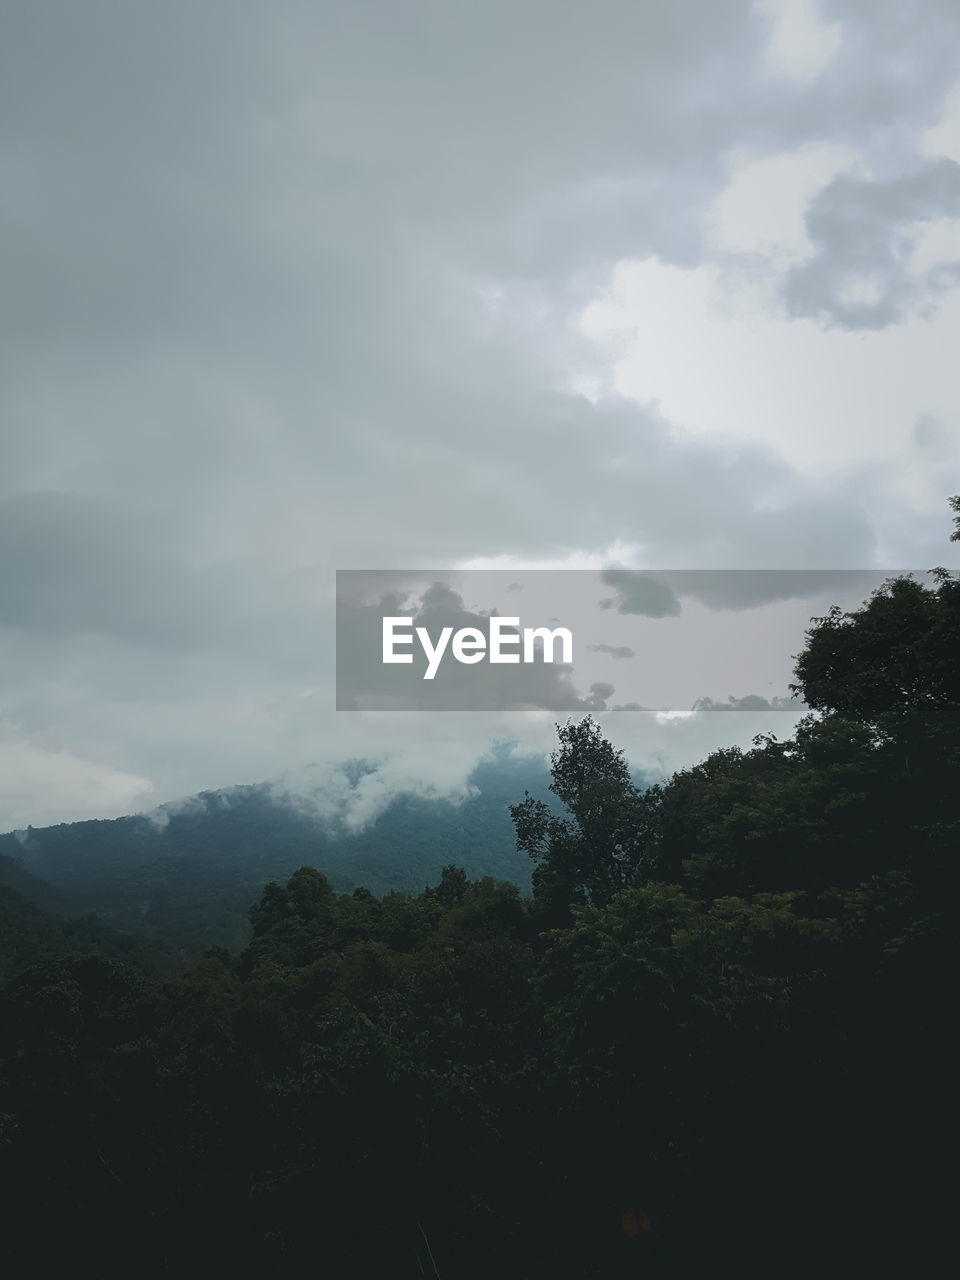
xmin=588 ymin=644 xmax=636 ymax=659
xmin=783 ymin=158 xmax=960 ymax=328
xmin=599 ymin=572 xmax=683 ymax=617
xmin=691 ymin=694 xmax=798 ymax=711
xmin=668 ymin=570 xmax=892 ymax=611
xmin=594 ymin=569 xmax=890 ymax=617
xmin=1 ymin=1 xmax=959 ymax=826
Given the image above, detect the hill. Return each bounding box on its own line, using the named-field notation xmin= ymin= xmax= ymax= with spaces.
xmin=1 ymin=750 xmax=644 ymax=952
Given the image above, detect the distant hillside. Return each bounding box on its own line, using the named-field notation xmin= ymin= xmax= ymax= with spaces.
xmin=0 ymin=851 xmax=65 ymax=913
xmin=2 ymin=751 xmax=652 ymax=953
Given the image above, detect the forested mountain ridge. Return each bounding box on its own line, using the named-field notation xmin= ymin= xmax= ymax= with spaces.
xmin=0 ymin=754 xmax=603 ymax=952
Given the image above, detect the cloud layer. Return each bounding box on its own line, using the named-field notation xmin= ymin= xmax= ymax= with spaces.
xmin=2 ymin=1 xmax=959 ymax=826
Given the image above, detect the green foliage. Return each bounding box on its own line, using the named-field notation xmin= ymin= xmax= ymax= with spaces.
xmin=510 ymin=715 xmax=655 ymax=908
xmin=792 ymin=570 xmax=960 ymax=726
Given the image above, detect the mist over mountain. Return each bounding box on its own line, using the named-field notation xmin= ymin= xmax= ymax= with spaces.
xmin=0 ymin=749 xmax=657 ymax=952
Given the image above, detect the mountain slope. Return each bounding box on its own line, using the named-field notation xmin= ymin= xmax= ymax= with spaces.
xmin=2 ymin=752 xmax=633 ymax=952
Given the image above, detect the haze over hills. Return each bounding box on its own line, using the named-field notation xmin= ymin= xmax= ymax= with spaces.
xmin=0 ymin=749 xmax=658 ymax=953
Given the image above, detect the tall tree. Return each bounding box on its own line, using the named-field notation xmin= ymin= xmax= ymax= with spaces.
xmin=510 ymin=716 xmax=653 ymax=908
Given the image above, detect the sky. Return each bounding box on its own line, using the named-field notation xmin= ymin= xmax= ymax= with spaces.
xmin=1 ymin=0 xmax=959 ymax=830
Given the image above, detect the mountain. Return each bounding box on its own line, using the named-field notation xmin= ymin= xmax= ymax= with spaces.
xmin=2 ymin=750 xmax=642 ymax=953
xmin=0 ymin=850 xmax=65 ymax=913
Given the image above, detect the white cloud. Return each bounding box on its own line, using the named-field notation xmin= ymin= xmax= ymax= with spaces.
xmin=578 ymin=133 xmax=960 ymax=501
xmin=707 ymin=143 xmax=860 ymax=260
xmin=0 ymin=735 xmax=154 ymax=829
xmin=909 ymin=216 xmax=960 ymax=275
xmin=754 ymin=0 xmax=843 ymax=85
xmin=582 ymin=254 xmax=960 ymax=492
xmin=455 ymin=543 xmax=646 ymax=572
xmin=921 ymin=81 xmax=960 ymax=161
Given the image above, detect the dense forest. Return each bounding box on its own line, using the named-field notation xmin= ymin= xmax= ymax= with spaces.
xmin=1 ymin=546 xmax=957 ymax=1276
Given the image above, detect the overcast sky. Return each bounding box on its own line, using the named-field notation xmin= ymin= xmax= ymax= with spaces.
xmin=2 ymin=0 xmax=959 ymax=830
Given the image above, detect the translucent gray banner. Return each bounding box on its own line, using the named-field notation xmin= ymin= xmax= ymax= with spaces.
xmin=335 ymin=569 xmax=920 ymax=711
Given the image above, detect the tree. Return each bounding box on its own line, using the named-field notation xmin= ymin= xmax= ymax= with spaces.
xmin=791 ymin=572 xmax=960 ymax=727
xmin=792 ymin=497 xmax=960 ymax=727
xmin=510 ymin=716 xmax=653 ymax=908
